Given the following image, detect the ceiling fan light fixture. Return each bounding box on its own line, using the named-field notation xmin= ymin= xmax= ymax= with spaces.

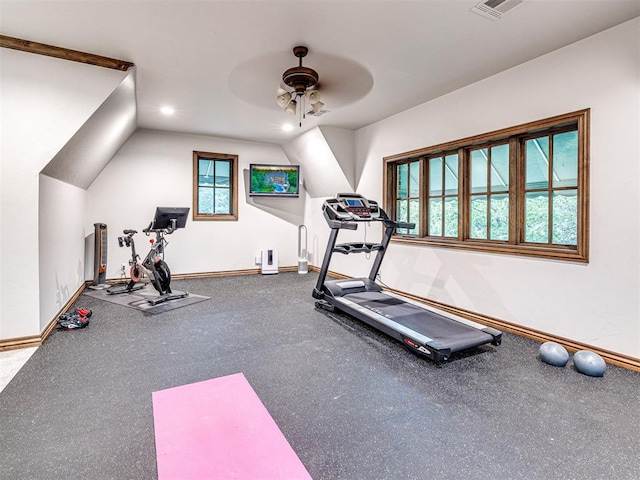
xmin=305 ymin=89 xmax=321 ymax=104
xmin=311 ymin=101 xmax=324 ymax=113
xmin=285 ymin=99 xmax=297 ymax=115
xmin=276 ymin=92 xmax=292 ymax=108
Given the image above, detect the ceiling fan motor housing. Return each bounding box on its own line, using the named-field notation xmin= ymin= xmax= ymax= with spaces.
xmin=282 ymin=46 xmax=319 ymax=95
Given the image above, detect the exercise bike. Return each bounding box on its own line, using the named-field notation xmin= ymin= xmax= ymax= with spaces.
xmin=106 ymin=228 xmax=147 ymax=295
xmin=107 ymin=207 xmax=190 ymax=306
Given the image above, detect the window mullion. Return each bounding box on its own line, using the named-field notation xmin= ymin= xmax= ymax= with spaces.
xmin=425 ymin=157 xmax=433 ymax=237
xmin=486 ymin=147 xmax=491 ymax=240
xmin=461 ymin=148 xmax=469 ymax=240
xmin=386 ymin=161 xmax=397 ymax=223
xmin=440 ymin=156 xmax=445 ymax=236
xmin=419 ymin=158 xmax=428 ymax=237
xmin=211 ymin=160 xmax=217 ymax=214
xmin=547 ymin=135 xmax=554 ymax=244
xmin=509 ymin=137 xmax=519 ymax=245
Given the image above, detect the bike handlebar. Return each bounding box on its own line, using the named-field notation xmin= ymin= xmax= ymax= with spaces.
xmin=143 ymin=219 xmax=177 ymax=236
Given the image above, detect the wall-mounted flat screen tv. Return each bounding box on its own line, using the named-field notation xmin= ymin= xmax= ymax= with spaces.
xmin=249 ymin=164 xmax=300 ymax=197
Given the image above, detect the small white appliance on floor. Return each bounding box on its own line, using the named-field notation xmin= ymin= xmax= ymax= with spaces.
xmin=261 ymin=249 xmax=278 ymax=275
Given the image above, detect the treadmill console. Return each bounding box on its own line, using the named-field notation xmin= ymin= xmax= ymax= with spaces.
xmin=323 ymin=193 xmax=382 ymax=221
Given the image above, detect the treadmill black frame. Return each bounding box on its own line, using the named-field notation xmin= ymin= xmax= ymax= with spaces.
xmin=313 ymin=194 xmax=501 ymax=363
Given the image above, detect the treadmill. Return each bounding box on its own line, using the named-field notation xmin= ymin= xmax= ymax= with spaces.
xmin=313 ymin=193 xmax=502 ymax=363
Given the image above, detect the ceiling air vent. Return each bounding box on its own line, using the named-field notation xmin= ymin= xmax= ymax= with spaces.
xmin=470 ymin=0 xmax=524 ymax=20
xmin=306 ymin=108 xmax=329 ymax=117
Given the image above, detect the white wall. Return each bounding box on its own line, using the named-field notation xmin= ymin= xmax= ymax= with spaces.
xmin=38 ymin=175 xmax=86 ymax=330
xmin=311 ymin=18 xmax=640 ymax=358
xmin=86 ymin=129 xmax=304 ymax=277
xmin=0 ymin=48 xmax=127 ymax=340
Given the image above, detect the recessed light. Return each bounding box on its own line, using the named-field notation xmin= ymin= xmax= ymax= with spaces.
xmin=282 ymin=124 xmax=294 ymax=132
xmin=160 ymin=106 xmax=175 ymax=115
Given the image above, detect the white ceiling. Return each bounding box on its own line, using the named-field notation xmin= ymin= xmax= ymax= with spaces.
xmin=2 ymin=0 xmax=639 ymax=144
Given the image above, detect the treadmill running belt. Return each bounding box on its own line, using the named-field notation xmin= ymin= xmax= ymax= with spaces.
xmin=339 ymin=291 xmax=494 ymax=353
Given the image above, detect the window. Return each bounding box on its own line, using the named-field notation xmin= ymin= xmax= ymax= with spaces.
xmin=396 ymin=161 xmax=420 ymax=235
xmin=193 ymin=151 xmax=238 ymax=221
xmin=468 ymin=144 xmax=510 ymax=241
xmin=428 ymin=153 xmax=460 ymax=238
xmin=383 ymin=110 xmax=589 ymax=262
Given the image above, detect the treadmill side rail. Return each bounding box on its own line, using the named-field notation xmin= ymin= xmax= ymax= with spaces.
xmin=402 ymin=337 xmax=451 ymax=363
xmin=482 ymin=327 xmax=502 ymax=346
xmin=324 ymin=278 xmax=382 ymax=297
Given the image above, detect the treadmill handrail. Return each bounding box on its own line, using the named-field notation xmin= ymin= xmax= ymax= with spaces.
xmin=327 ymin=218 xmax=358 ymax=230
xmin=397 ymin=221 xmax=415 ymax=230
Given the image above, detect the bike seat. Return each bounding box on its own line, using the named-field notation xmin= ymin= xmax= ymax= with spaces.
xmin=123 ymin=229 xmax=137 ymax=235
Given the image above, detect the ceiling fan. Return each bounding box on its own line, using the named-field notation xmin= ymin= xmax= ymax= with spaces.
xmin=276 ymin=46 xmax=325 ymax=126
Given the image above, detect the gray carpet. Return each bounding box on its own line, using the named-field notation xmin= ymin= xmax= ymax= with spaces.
xmin=1 ymin=272 xmax=639 ymax=479
xmin=82 ymin=283 xmax=209 ymax=314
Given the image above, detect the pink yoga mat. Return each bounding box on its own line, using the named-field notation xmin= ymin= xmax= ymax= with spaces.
xmin=152 ymin=373 xmax=312 ymax=479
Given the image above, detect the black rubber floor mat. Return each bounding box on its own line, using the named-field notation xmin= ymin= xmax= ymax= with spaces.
xmin=82 ymin=284 xmax=210 ymax=314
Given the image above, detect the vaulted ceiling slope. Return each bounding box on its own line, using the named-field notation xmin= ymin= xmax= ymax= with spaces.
xmin=1 ymin=1 xmax=639 ymax=144
xmin=282 ymin=126 xmax=355 ymax=198
xmin=41 ymin=71 xmax=137 ymax=189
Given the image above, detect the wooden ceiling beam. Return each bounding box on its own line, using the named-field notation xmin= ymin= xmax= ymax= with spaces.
xmin=0 ymin=35 xmax=134 ymax=71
